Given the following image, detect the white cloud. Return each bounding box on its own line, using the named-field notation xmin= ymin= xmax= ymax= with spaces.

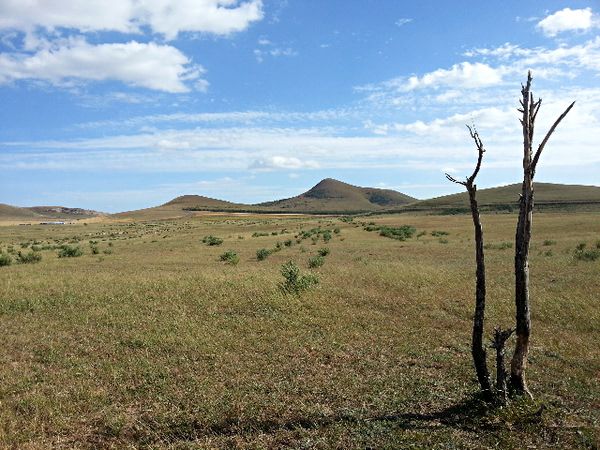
xmin=395 ymin=18 xmax=413 ymax=27
xmin=537 ymin=7 xmax=594 ymax=37
xmin=0 ymin=38 xmax=205 ymax=93
xmin=254 ymin=46 xmax=297 ymax=62
xmin=0 ymin=0 xmax=263 ymax=40
xmin=405 ymin=62 xmax=505 ymax=91
xmin=250 ymin=156 xmax=320 ymax=171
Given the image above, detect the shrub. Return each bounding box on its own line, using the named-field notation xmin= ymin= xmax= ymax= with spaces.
xmin=256 ymin=248 xmax=271 ymax=261
xmin=279 ymin=261 xmax=319 ymax=294
xmin=284 ymin=239 xmax=293 ymax=247
xmin=220 ymin=250 xmax=240 ymax=265
xmin=308 ymin=255 xmax=325 ymax=268
xmin=103 ymin=248 xmax=113 ymax=255
xmin=574 ymin=245 xmax=600 ymax=261
xmin=322 ymin=231 xmax=332 ymax=242
xmin=90 ymin=245 xmax=99 ymax=255
xmin=543 ymin=239 xmax=556 ymax=246
xmin=202 ymin=235 xmax=223 ymax=246
xmin=431 ymin=230 xmax=449 ymax=237
xmin=252 ymin=232 xmax=269 ymax=238
xmin=58 ymin=245 xmax=83 ymax=258
xmin=333 ymin=227 xmax=341 ymax=234
xmin=0 ymin=253 xmax=12 ymax=267
xmin=484 ymin=242 xmax=513 ymax=250
xmin=378 ymin=225 xmax=416 ymax=241
xmin=17 ymin=251 xmax=42 ymax=264
xmin=317 ymin=247 xmax=330 ymax=257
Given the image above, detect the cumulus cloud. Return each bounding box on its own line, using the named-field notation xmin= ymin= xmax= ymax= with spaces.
xmin=537 ymin=7 xmax=594 ymax=37
xmin=405 ymin=62 xmax=505 ymax=91
xmin=0 ymin=0 xmax=263 ymax=39
xmin=0 ymin=38 xmax=205 ymax=93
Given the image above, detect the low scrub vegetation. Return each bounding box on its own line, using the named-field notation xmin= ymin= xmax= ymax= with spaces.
xmin=279 ymin=260 xmax=319 ymax=294
xmin=0 ymin=253 xmax=12 ymax=266
xmin=308 ymin=255 xmax=325 ymax=268
xmin=256 ymin=248 xmax=271 ymax=261
xmin=57 ymin=245 xmax=83 ymax=258
xmin=202 ymin=235 xmax=223 ymax=246
xmin=574 ymin=242 xmax=600 ymax=261
xmin=364 ymin=224 xmax=417 ymax=241
xmin=16 ymin=251 xmax=42 ymax=264
xmin=219 ymin=250 xmax=240 ymax=265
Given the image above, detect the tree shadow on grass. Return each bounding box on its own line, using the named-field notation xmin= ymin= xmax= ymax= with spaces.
xmin=136 ymin=393 xmax=504 ymax=444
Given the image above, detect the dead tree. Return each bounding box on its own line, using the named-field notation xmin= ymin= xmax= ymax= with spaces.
xmin=491 ymin=327 xmax=514 ymax=404
xmin=511 ymin=71 xmax=575 ymax=397
xmin=446 ymin=126 xmax=492 ymax=397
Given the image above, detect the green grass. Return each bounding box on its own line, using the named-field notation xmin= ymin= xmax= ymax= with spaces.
xmin=0 ymin=212 xmax=598 ymax=448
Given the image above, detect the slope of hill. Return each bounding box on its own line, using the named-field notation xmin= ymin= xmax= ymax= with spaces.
xmin=416 ymin=182 xmax=600 ymax=210
xmin=0 ymin=204 xmax=44 ymax=222
xmin=112 ymin=195 xmax=247 ymax=220
xmin=27 ymin=206 xmax=103 ymax=219
xmin=258 ymin=178 xmax=416 ymax=212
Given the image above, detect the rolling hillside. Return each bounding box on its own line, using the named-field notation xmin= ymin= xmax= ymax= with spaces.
xmin=113 ymin=179 xmax=417 ymax=219
xmin=415 ymin=182 xmax=600 ymax=210
xmin=112 ymin=195 xmax=248 ymax=220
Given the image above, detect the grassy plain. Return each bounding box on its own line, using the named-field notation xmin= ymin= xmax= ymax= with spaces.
xmin=0 ymin=212 xmax=598 ymax=448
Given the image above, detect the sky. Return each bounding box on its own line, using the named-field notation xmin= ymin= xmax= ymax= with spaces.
xmin=1 ymin=0 xmax=599 ymax=212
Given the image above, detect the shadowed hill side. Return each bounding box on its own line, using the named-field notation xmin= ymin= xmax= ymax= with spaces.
xmin=27 ymin=206 xmax=103 ymax=220
xmin=258 ymin=178 xmax=416 ymax=212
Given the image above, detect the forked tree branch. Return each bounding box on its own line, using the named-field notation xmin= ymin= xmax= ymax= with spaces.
xmin=530 ymin=100 xmax=576 ymax=175
xmin=445 ymin=125 xmax=485 ymax=187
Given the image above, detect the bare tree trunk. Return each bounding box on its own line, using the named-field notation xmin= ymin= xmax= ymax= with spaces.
xmin=447 ymin=127 xmax=492 ymax=397
xmin=468 ymin=186 xmax=492 ymax=396
xmin=492 ymin=327 xmax=514 ymax=404
xmin=510 ymin=72 xmax=575 ymax=397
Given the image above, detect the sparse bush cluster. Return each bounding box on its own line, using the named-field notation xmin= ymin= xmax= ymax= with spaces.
xmin=279 ymin=261 xmax=318 ymax=294
xmin=484 ymin=242 xmax=513 ymax=250
xmin=202 ymin=235 xmax=223 ymax=246
xmin=0 ymin=253 xmax=12 ymax=267
xmin=364 ymin=224 xmax=416 ymax=241
xmin=296 ymin=226 xmax=339 ymax=245
xmin=574 ymin=242 xmax=600 ymax=261
xmin=58 ymin=245 xmax=83 ymax=258
xmin=16 ymin=251 xmax=42 ymax=264
xmin=220 ymin=250 xmax=239 ymax=265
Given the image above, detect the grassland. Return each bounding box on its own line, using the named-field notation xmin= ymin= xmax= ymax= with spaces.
xmin=0 ymin=212 xmax=598 ymax=448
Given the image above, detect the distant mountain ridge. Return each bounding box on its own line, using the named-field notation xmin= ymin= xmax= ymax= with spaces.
xmin=0 ymin=204 xmax=104 ymax=222
xmin=3 ymin=179 xmax=600 ymax=222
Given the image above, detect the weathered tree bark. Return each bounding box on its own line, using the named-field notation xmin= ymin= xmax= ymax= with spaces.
xmin=446 ymin=126 xmax=492 ymax=397
xmin=511 ymin=71 xmax=575 ymax=397
xmin=491 ymin=327 xmax=514 ymax=404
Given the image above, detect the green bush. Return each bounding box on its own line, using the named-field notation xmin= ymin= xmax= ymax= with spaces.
xmin=252 ymin=232 xmax=269 ymax=238
xmin=256 ymin=248 xmax=271 ymax=261
xmin=202 ymin=235 xmax=223 ymax=246
xmin=16 ymin=251 xmax=42 ymax=264
xmin=543 ymin=239 xmax=556 ymax=246
xmin=90 ymin=245 xmax=99 ymax=254
xmin=220 ymin=250 xmax=240 ymax=265
xmin=0 ymin=253 xmax=12 ymax=267
xmin=322 ymin=230 xmax=332 ymax=242
xmin=58 ymin=245 xmax=83 ymax=258
xmin=378 ymin=225 xmax=416 ymax=241
xmin=279 ymin=261 xmax=319 ymax=294
xmin=431 ymin=230 xmax=449 ymax=237
xmin=284 ymin=239 xmax=293 ymax=247
xmin=574 ymin=245 xmax=600 ymax=261
xmin=317 ymin=247 xmax=330 ymax=257
xmin=308 ymin=255 xmax=325 ymax=268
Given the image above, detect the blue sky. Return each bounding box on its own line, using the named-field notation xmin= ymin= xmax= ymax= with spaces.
xmin=1 ymin=1 xmax=599 ymax=212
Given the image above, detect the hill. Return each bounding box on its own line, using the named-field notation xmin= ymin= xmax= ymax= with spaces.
xmin=27 ymin=206 xmax=103 ymax=220
xmin=258 ymin=178 xmax=416 ymax=212
xmin=112 ymin=195 xmax=247 ymax=220
xmin=0 ymin=204 xmax=44 ymax=222
xmin=113 ymin=179 xmax=417 ymax=219
xmin=415 ymin=182 xmax=600 ymax=211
